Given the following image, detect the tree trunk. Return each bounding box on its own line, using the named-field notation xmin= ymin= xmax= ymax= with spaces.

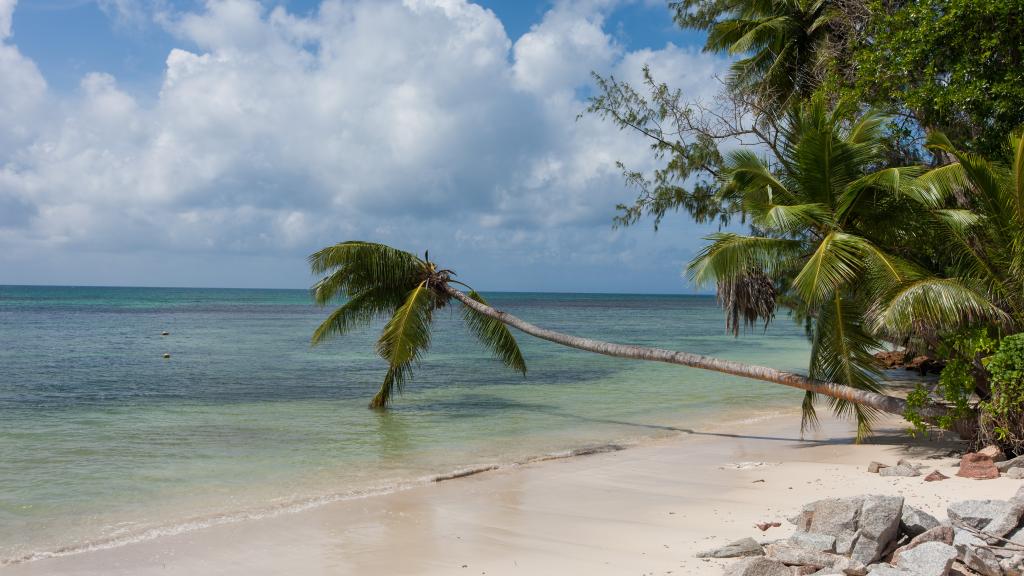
xmin=446 ymin=286 xmax=949 ymax=420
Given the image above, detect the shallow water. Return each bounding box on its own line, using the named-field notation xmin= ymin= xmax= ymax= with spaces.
xmin=0 ymin=286 xmax=813 ymax=563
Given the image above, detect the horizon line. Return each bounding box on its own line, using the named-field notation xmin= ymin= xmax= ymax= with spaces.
xmin=0 ymin=283 xmax=716 ymax=297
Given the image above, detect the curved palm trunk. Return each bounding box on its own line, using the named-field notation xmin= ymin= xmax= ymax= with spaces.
xmin=447 ymin=286 xmax=948 ymax=420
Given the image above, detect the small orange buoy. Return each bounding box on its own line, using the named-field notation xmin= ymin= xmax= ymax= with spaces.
xmin=163 ymin=353 xmax=171 ymax=359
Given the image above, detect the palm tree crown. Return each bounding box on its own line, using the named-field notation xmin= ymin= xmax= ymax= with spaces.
xmin=705 ymin=0 xmax=836 ymax=107
xmin=688 ymin=95 xmax=925 ymax=436
xmin=309 ymin=241 xmax=526 ymax=408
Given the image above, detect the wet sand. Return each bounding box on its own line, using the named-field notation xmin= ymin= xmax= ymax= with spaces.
xmin=6 ymin=412 xmax=1019 ymax=575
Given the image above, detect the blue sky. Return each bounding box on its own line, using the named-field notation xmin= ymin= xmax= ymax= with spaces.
xmin=0 ymin=0 xmax=730 ymax=292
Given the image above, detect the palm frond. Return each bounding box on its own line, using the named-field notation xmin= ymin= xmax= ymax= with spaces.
xmin=869 ymin=277 xmax=1011 ymax=338
xmin=809 ymin=292 xmax=884 ymax=441
xmin=309 ymin=241 xmax=424 ymax=305
xmin=688 ymin=232 xmax=804 ymax=287
xmin=311 ymin=286 xmax=406 ymax=345
xmin=791 ymin=232 xmax=863 ymax=306
xmin=371 ymin=281 xmax=436 ymax=408
xmin=461 ymin=291 xmax=527 ymax=375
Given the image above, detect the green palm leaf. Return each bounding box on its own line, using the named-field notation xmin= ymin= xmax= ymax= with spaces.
xmin=371 ymin=281 xmax=437 ymax=408
xmin=461 ymin=291 xmax=527 ymax=375
xmin=309 ymin=241 xmax=424 ymax=305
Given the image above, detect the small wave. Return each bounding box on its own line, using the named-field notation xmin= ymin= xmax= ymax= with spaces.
xmin=2 ymin=440 xmax=637 ymax=566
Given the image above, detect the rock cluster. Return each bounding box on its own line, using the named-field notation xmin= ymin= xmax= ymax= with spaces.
xmin=872 ymin=350 xmax=945 ymax=374
xmin=707 ymin=486 xmax=1024 ymax=576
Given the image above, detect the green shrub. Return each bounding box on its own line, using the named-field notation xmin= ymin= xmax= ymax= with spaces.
xmin=981 ymin=334 xmax=1024 ymax=452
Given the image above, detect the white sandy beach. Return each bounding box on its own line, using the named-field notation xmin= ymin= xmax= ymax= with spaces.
xmin=6 ymin=412 xmax=1019 ymax=576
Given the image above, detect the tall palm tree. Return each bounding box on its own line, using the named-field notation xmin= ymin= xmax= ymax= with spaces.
xmin=704 ymin=0 xmax=837 ymax=107
xmin=310 ymin=242 xmax=949 ymax=423
xmin=686 ymin=95 xmax=933 ymax=437
xmin=309 ymin=242 xmax=526 ymax=408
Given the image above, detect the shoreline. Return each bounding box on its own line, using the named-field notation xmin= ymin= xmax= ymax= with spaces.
xmin=1 ymin=405 xmax=793 ymax=567
xmin=6 ymin=410 xmax=1021 ymax=575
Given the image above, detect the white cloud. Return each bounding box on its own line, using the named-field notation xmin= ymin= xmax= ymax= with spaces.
xmin=0 ymin=0 xmax=730 ymax=290
xmin=0 ymin=0 xmax=14 ymax=40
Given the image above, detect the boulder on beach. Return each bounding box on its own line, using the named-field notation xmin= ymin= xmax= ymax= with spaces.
xmin=894 ymin=541 xmax=957 ymax=576
xmin=956 ymin=452 xmax=1000 ymax=479
xmin=997 ymin=454 xmax=1024 ymax=472
xmin=722 ymin=557 xmax=792 ymax=576
xmin=880 ymin=463 xmax=920 ymax=477
xmin=900 ymin=506 xmax=941 ymax=538
xmin=697 ymin=537 xmax=765 ymax=558
xmin=978 ymin=444 xmax=1006 ymax=462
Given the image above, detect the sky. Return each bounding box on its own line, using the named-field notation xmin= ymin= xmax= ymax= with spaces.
xmin=0 ymin=0 xmax=731 ymax=293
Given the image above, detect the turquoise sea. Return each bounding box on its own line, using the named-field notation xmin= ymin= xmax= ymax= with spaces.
xmin=0 ymin=286 xmax=813 ymax=564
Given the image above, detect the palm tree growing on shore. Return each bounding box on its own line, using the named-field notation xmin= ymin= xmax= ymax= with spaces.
xmin=310 ymin=241 xmax=948 ymax=424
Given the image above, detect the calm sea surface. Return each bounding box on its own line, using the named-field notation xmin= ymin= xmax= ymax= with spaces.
xmin=0 ymin=286 xmax=813 ymax=563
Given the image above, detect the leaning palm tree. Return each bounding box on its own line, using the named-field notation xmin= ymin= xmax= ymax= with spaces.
xmin=309 ymin=242 xmax=526 ymax=408
xmin=703 ymin=0 xmax=837 ymax=107
xmin=310 ymin=242 xmax=949 ymax=424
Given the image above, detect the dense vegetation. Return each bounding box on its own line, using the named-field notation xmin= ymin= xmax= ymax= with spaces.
xmin=590 ymin=0 xmax=1024 ymax=448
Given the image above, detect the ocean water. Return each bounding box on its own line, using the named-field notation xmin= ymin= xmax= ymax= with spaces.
xmin=0 ymin=286 xmax=813 ymax=564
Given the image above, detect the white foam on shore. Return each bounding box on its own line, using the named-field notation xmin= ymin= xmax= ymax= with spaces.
xmin=4 ymin=411 xmax=796 ymax=567
xmin=1 ymin=438 xmax=640 ymax=566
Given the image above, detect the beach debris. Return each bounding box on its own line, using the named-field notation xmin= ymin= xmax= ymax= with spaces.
xmin=901 ymin=506 xmax=942 ymax=538
xmin=979 ymin=445 xmax=1007 ymax=462
xmin=957 ymin=453 xmax=1000 ymax=480
xmin=722 ymin=461 xmax=778 ymax=470
xmin=1002 ymin=554 xmax=1024 ymax=576
xmin=881 ymin=463 xmax=922 ymax=477
xmin=697 ymin=538 xmax=765 ymax=558
xmin=722 ymin=557 xmax=791 ymax=576
xmin=924 ymin=470 xmax=949 ymax=482
xmin=754 ymin=521 xmax=781 ymax=531
xmin=998 ymin=455 xmax=1024 ymax=473
xmin=869 ymin=461 xmax=890 ymax=473
xmin=163 ymin=353 xmax=171 ymax=359
xmin=956 ymin=530 xmax=1003 ymax=576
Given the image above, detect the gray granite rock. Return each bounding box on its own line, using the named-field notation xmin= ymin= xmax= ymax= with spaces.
xmin=866 ymin=565 xmax=912 ymax=575
xmin=1008 ymin=467 xmax=1024 ymax=479
xmin=698 ymin=537 xmax=765 ymax=558
xmin=880 ymin=464 xmax=921 ymax=477
xmin=789 ymin=532 xmax=837 ymax=553
xmin=954 ymin=530 xmax=1002 ymax=576
xmin=901 ymin=506 xmax=941 ymax=538
xmin=764 ymin=543 xmax=842 ymax=569
xmin=983 ymin=499 xmax=1024 ymax=540
xmin=850 ymin=495 xmax=904 ymax=565
xmin=997 ymin=454 xmax=1024 ymax=472
xmin=723 ymin=557 xmax=793 ymax=576
xmin=891 ymin=526 xmax=954 ymax=564
xmin=809 ymin=498 xmax=864 ymax=535
xmin=947 ymin=499 xmax=1007 ymax=530
xmin=894 ymin=541 xmax=956 ymax=576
